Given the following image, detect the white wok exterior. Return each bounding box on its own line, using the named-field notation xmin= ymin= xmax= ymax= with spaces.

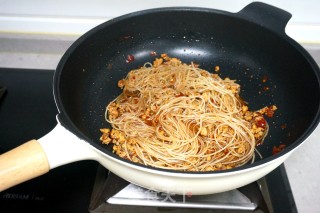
xmin=39 ymin=122 xmax=294 ymax=195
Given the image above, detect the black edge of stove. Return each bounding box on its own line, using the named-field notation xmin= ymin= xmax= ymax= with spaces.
xmin=265 ymin=165 xmax=297 ymax=213
xmin=0 ymin=68 xmax=99 ymax=213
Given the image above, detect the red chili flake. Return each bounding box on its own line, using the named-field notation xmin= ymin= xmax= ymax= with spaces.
xmin=262 ymin=75 xmax=268 ymax=83
xmin=280 ymin=123 xmax=287 ymax=130
xmin=119 ymin=35 xmax=133 ymax=42
xmin=126 ymin=54 xmax=135 ymax=63
xmin=150 ymin=51 xmax=157 ymax=56
xmin=123 ymin=35 xmax=131 ymax=40
xmin=256 ymin=117 xmax=267 ymax=128
xmin=272 ymin=144 xmax=286 ymax=155
xmin=262 ymin=86 xmax=269 ymax=91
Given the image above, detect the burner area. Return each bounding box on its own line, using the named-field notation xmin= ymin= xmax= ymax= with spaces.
xmin=107 ymin=179 xmax=257 ymax=210
xmin=88 ymin=164 xmax=295 ymax=213
xmin=0 ymin=68 xmax=297 ymax=213
xmin=90 ymin=169 xmax=259 ymax=212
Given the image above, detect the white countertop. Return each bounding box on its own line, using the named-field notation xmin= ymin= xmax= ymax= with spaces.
xmin=1 ymin=0 xmax=320 ymax=43
xmin=0 ymin=32 xmax=319 ymax=212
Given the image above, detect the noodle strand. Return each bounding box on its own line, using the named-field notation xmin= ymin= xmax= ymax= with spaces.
xmin=100 ymin=54 xmax=275 ymax=172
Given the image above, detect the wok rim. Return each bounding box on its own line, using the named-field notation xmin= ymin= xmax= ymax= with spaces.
xmin=53 ymin=6 xmax=320 ymax=175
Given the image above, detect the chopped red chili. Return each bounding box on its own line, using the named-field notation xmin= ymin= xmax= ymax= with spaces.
xmin=272 ymin=144 xmax=286 ymax=155
xmin=150 ymin=51 xmax=157 ymax=56
xmin=280 ymin=123 xmax=287 ymax=130
xmin=256 ymin=117 xmax=267 ymax=128
xmin=126 ymin=54 xmax=135 ymax=63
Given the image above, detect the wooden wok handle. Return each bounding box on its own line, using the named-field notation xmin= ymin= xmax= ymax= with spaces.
xmin=0 ymin=139 xmax=49 ymax=192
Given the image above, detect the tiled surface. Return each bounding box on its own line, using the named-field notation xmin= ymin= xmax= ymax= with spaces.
xmin=1 ymin=33 xmax=320 ymax=212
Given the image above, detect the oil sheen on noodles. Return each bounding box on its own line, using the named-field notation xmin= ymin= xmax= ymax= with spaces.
xmin=100 ymin=54 xmax=275 ymax=172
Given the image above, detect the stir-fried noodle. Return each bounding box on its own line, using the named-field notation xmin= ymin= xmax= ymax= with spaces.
xmin=100 ymin=54 xmax=276 ymax=171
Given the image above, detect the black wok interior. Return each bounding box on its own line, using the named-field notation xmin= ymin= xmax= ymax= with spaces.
xmin=54 ymin=7 xmax=320 ymax=171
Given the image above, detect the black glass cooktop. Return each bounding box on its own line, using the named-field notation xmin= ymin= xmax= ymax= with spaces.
xmin=0 ymin=68 xmax=297 ymax=213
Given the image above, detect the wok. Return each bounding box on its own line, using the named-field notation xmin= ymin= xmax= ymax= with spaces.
xmin=1 ymin=2 xmax=320 ymax=195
